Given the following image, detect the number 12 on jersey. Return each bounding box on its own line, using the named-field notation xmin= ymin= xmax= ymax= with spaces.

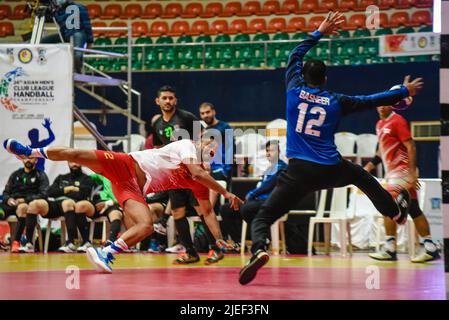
xmin=295 ymin=102 xmax=326 ymax=137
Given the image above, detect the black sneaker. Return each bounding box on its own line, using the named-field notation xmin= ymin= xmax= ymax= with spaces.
xmin=393 ymin=189 xmax=410 ymax=225
xmin=239 ymin=249 xmax=270 ymax=285
xmin=369 ymin=249 xmax=398 ymax=261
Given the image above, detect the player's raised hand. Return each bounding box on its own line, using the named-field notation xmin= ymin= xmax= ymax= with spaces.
xmin=318 ymin=11 xmax=345 ymax=36
xmin=403 ymin=75 xmax=424 ymax=96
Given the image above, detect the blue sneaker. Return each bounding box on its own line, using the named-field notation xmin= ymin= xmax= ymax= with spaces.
xmin=3 ymin=139 xmax=32 ymax=159
xmin=86 ymin=247 xmax=115 ymax=273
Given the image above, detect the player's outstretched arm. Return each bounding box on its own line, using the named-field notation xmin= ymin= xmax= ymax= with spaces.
xmin=285 ymin=11 xmax=344 ymax=91
xmin=338 ymin=75 xmax=424 ymax=115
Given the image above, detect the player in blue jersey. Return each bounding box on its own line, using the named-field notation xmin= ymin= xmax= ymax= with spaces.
xmin=238 ymin=12 xmax=424 ymax=285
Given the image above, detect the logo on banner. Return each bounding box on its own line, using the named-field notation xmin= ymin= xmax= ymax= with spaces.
xmin=37 ymin=48 xmax=47 ymax=65
xmin=18 ymin=49 xmax=33 ymax=64
xmin=0 ymin=67 xmax=26 ymax=112
xmin=418 ymin=36 xmax=427 ymax=49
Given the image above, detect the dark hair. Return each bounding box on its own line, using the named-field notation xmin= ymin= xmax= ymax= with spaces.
xmin=266 ymin=140 xmax=280 ymax=150
xmin=302 ymin=59 xmax=326 ymax=86
xmin=157 ymin=85 xmax=176 ymax=97
xmin=199 ymin=102 xmax=215 ymax=110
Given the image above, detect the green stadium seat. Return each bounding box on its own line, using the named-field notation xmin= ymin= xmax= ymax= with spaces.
xmin=418 ymin=26 xmax=432 ymax=32
xmin=353 ymin=29 xmax=372 ymax=38
xmin=396 ymin=27 xmax=415 ymax=34
xmin=413 ymin=55 xmax=431 ymax=62
xmin=369 ymin=56 xmax=391 ymax=64
xmin=374 ymin=28 xmax=393 ymax=36
xmin=394 ymin=56 xmax=412 ymax=63
xmin=196 ymin=35 xmax=212 ymax=43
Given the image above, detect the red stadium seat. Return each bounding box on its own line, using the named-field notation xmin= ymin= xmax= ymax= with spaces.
xmin=390 ymin=12 xmax=411 ymax=27
xmin=261 ymin=1 xmax=281 ymax=16
xmin=181 ymin=3 xmax=203 ymax=18
xmin=121 ymin=4 xmax=142 ymax=19
xmin=108 ymin=21 xmax=127 ymax=37
xmin=86 ymin=4 xmax=102 ymax=19
xmin=100 ymin=4 xmax=122 ymax=19
xmin=246 ymin=19 xmax=267 ymax=34
xmin=168 ymin=21 xmax=190 ymax=36
xmin=148 ymin=21 xmax=169 ymax=37
xmin=278 ymin=0 xmax=300 ymax=15
xmin=141 ymin=4 xmax=163 ymax=19
xmin=411 ymin=10 xmax=432 ymax=26
xmin=92 ymin=22 xmax=107 ymax=37
xmin=132 ymin=21 xmax=149 ymax=37
xmin=339 ymin=0 xmax=358 ymax=12
xmin=0 ymin=5 xmax=12 ymax=20
xmin=284 ymin=17 xmax=306 ymax=32
xmin=416 ymin=0 xmax=433 ymax=8
xmin=229 ymin=19 xmax=248 ymax=34
xmin=219 ymin=2 xmax=242 ymax=17
xmin=0 ymin=22 xmax=14 ymax=37
xmin=355 ymin=0 xmax=378 ymax=11
xmin=10 ymin=5 xmax=29 ymax=20
xmin=316 ymin=0 xmax=339 ymax=13
xmin=190 ymin=21 xmax=210 ymax=36
xmin=396 ymin=0 xmax=417 ymax=9
xmin=304 ymin=16 xmax=326 ymax=32
xmin=379 ymin=12 xmax=390 ymax=28
xmin=238 ymin=1 xmax=261 ymax=17
xmin=378 ymin=0 xmax=396 ymax=10
xmin=160 ymin=3 xmax=182 ymax=19
xmin=266 ymin=17 xmax=287 ymax=33
xmin=298 ymin=0 xmax=318 ymax=14
xmin=210 ymin=20 xmax=229 ymax=34
xmin=344 ymin=14 xmax=365 ymax=30
xmin=201 ymin=2 xmax=223 ymax=18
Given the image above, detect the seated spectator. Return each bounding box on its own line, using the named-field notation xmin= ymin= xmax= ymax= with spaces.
xmin=1 ymin=158 xmax=49 ymax=253
xmin=220 ymin=140 xmax=287 ymax=251
xmin=90 ymin=173 xmax=123 ymax=246
xmin=27 ymin=162 xmax=96 ymax=253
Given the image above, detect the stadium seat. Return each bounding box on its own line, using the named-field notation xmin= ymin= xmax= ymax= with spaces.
xmin=305 ymin=16 xmax=326 ymax=32
xmin=10 ymin=4 xmax=29 ymax=20
xmin=378 ymin=0 xmax=397 ymax=10
xmin=201 ymin=2 xmax=223 ymax=18
xmin=298 ymin=0 xmax=318 ymax=14
xmin=93 ymin=37 xmax=112 ymax=47
xmin=396 ymin=0 xmax=416 ymax=9
xmin=266 ymin=17 xmax=287 ymax=33
xmin=209 ymin=20 xmax=228 ymax=35
xmin=0 ymin=21 xmax=14 ymax=37
xmin=134 ymin=36 xmax=152 ymax=55
xmin=277 ymin=0 xmax=300 ymax=15
xmin=246 ymin=19 xmax=267 ymax=34
xmin=411 ymin=11 xmax=432 ymax=26
xmin=229 ymin=19 xmax=248 ymax=34
xmin=355 ymin=0 xmax=378 ymax=11
xmin=121 ymin=4 xmax=142 ymax=19
xmin=108 ymin=21 xmax=127 ymax=37
xmin=190 ymin=21 xmax=210 ymax=36
xmin=418 ymin=26 xmax=432 ymax=32
xmin=344 ymin=14 xmax=366 ymax=30
xmin=86 ymin=4 xmax=102 ymax=19
xmin=181 ymin=3 xmax=202 ymax=18
xmin=161 ymin=3 xmax=182 ymax=19
xmin=339 ymin=0 xmax=358 ymax=12
xmin=416 ymin=0 xmax=433 ymax=8
xmin=196 ymin=35 xmax=212 ymax=43
xmin=379 ymin=13 xmax=390 ymax=28
xmin=219 ymin=2 xmax=242 ymax=17
xmin=394 ymin=56 xmax=413 ymax=63
xmin=284 ymin=17 xmax=306 ymax=32
xmin=148 ymin=21 xmax=169 ymax=37
xmin=113 ymin=37 xmax=129 ymax=54
xmin=390 ymin=12 xmax=411 ymax=28
xmin=100 ymin=4 xmax=122 ymax=19
xmin=141 ymin=3 xmax=163 ymax=19
xmin=92 ymin=22 xmax=107 ymax=37
xmin=168 ymin=21 xmax=190 ymax=37
xmin=132 ymin=21 xmax=149 ymax=37
xmin=374 ymin=28 xmax=393 ymax=36
xmin=369 ymin=56 xmax=391 ymax=64
xmin=0 ymin=5 xmax=11 ymax=20
xmin=413 ymin=55 xmax=431 ymax=62
xmin=396 ymin=27 xmax=415 ymax=34
xmin=353 ymin=29 xmax=372 ymax=38
xmin=239 ymin=1 xmax=262 ymax=16
xmin=316 ymin=0 xmax=339 ymax=13
xmin=261 ymin=1 xmax=281 ymax=16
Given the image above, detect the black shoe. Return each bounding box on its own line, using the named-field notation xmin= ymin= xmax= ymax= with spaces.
xmin=238 ymin=249 xmax=269 ymax=285
xmin=393 ymin=189 xmax=410 ymax=225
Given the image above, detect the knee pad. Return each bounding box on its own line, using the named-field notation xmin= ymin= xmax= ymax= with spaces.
xmin=408 ymin=199 xmax=423 ymax=219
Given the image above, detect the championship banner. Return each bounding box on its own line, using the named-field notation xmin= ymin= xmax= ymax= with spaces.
xmin=0 ymin=44 xmax=73 ymax=197
xmin=379 ymin=32 xmax=440 ymax=57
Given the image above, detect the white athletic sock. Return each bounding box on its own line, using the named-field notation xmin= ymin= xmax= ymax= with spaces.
xmin=385 ymin=236 xmax=396 ymax=252
xmin=103 ymin=238 xmax=128 ymax=255
xmin=30 ymin=147 xmax=48 ymax=159
xmin=423 ymin=236 xmax=436 ymax=252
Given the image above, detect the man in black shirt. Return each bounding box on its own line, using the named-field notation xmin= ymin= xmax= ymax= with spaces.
xmin=28 ymin=161 xmax=96 ymax=253
xmin=152 ymin=85 xmax=224 ymax=265
xmin=2 ymin=158 xmax=49 ymax=253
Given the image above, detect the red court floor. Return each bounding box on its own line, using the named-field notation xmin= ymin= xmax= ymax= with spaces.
xmin=0 ymin=252 xmax=444 ymax=300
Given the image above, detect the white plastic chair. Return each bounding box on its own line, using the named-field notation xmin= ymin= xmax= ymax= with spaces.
xmin=73 ymin=121 xmax=98 ymax=150
xmin=6 ymin=215 xmax=43 ymax=252
xmin=308 ymin=187 xmax=353 ymax=257
xmin=44 ymin=217 xmax=67 ymax=253
xmin=334 ymin=132 xmax=357 ymax=159
xmin=107 ymin=134 xmax=146 ymax=153
xmin=88 ymin=216 xmax=110 ymax=244
xmin=356 ymin=133 xmax=378 ymax=165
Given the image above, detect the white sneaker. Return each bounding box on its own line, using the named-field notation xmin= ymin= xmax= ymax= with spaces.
xmin=58 ymin=242 xmax=77 ymax=253
xmin=165 ymin=244 xmax=186 ymax=254
xmin=19 ymin=242 xmax=34 ymax=253
xmin=77 ymin=242 xmax=93 ymax=253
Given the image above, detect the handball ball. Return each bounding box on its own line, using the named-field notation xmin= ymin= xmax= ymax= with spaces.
xmin=390 ymin=85 xmax=413 ymax=111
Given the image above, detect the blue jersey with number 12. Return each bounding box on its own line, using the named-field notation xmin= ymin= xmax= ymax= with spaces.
xmin=285 ymin=30 xmax=410 ymax=165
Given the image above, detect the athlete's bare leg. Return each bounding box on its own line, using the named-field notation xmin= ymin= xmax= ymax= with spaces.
xmin=118 ymin=199 xmax=154 ymax=246
xmin=195 ymin=199 xmax=224 ymax=243
xmin=46 ymin=147 xmax=103 ymax=173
